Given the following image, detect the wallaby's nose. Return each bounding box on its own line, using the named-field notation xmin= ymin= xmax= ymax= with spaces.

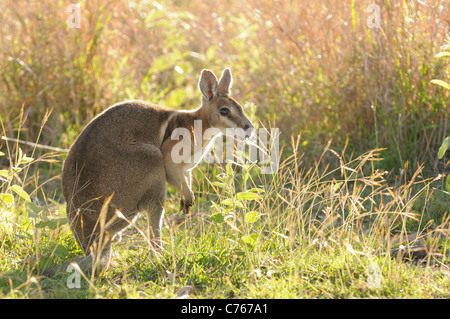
xmin=243 ymin=123 xmax=255 ymax=138
xmin=244 ymin=122 xmax=255 ymax=130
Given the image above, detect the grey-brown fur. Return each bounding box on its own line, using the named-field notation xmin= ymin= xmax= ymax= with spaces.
xmin=43 ymin=68 xmax=253 ymax=276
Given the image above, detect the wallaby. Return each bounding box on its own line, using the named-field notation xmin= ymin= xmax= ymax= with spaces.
xmin=43 ymin=68 xmax=254 ymax=276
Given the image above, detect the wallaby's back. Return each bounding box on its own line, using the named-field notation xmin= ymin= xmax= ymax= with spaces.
xmin=62 ymin=100 xmax=174 ymax=250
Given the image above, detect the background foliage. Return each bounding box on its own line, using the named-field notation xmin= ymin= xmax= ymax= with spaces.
xmin=0 ymin=0 xmax=449 ymax=299
xmin=0 ymin=0 xmax=448 ymax=174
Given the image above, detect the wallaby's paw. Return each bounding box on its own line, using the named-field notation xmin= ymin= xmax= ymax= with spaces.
xmin=180 ymin=198 xmax=193 ymax=214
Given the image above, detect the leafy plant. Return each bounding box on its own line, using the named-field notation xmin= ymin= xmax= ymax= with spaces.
xmin=431 ymin=36 xmax=450 ymax=159
xmin=0 ymin=148 xmax=33 ymax=207
xmin=210 ymin=162 xmax=264 ymax=248
xmin=0 ymin=146 xmax=69 ymax=270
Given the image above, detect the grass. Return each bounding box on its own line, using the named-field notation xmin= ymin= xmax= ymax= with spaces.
xmin=0 ymin=0 xmax=449 ymax=299
xmin=0 ymin=129 xmax=449 ymax=298
xmin=0 ymin=0 xmax=448 ymax=175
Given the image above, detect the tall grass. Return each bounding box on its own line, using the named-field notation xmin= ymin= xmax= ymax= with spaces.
xmin=0 ymin=0 xmax=448 ymax=174
xmin=1 ymin=131 xmax=449 ymax=298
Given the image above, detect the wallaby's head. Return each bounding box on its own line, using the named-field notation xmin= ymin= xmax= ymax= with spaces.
xmin=198 ymin=68 xmax=254 ymax=138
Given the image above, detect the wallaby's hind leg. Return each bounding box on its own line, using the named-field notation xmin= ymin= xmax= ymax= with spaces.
xmin=42 ymin=235 xmax=112 ymax=277
xmin=139 ymin=178 xmax=167 ymax=249
xmin=146 ymin=205 xmax=164 ymax=249
xmin=42 ymin=201 xmax=117 ymax=277
xmin=78 ymin=231 xmax=114 ymax=275
xmin=66 ymin=238 xmax=113 ymax=275
xmin=70 ymin=200 xmax=121 ymax=275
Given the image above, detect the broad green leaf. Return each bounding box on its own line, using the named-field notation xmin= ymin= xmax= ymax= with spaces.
xmin=10 ymin=185 xmax=31 ymax=202
xmin=220 ymin=198 xmax=243 ymax=208
xmin=245 ymin=211 xmax=261 ymax=223
xmin=210 ymin=212 xmax=225 ymax=224
xmin=243 ymin=170 xmax=249 ymax=183
xmin=35 ymin=218 xmax=68 ymax=230
xmin=54 ymin=244 xmax=69 ymax=258
xmin=430 ymin=79 xmax=450 ymax=91
xmin=222 ymin=207 xmax=233 ymax=214
xmin=27 ymin=201 xmax=46 ymax=218
xmin=18 ymin=156 xmax=34 ymax=165
xmin=16 ymin=233 xmax=33 ymax=240
xmin=0 ymin=193 xmax=14 ymax=206
xmin=0 ymin=151 xmax=5 ymax=157
xmin=211 ymin=181 xmax=227 ymax=189
xmin=226 ymin=162 xmax=233 ymax=179
xmin=241 ymin=234 xmax=259 ymax=247
xmin=0 ymin=170 xmax=11 ymax=178
xmin=445 ymin=175 xmax=450 ymax=193
xmin=35 ymin=221 xmax=50 ymax=229
xmin=221 ymin=198 xmax=234 ymax=207
xmin=236 ymin=192 xmax=262 ymax=201
xmin=27 ymin=201 xmax=45 ymax=214
xmin=235 ymin=201 xmax=244 ymax=208
xmin=438 ymin=137 xmax=450 ymax=159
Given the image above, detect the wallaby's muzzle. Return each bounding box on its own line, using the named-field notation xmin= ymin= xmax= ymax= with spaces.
xmin=243 ymin=121 xmax=255 ymax=139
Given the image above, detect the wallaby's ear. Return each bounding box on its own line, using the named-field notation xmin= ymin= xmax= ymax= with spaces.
xmin=217 ymin=68 xmax=233 ymax=95
xmin=199 ymin=69 xmax=218 ymax=101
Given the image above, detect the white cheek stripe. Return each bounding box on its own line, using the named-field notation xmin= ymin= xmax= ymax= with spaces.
xmin=159 ymin=113 xmax=176 ymax=144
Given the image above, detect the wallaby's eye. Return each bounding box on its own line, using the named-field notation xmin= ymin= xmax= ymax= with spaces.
xmin=219 ymin=108 xmax=230 ymax=116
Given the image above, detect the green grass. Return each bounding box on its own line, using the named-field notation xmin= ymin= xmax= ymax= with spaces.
xmin=0 ymin=137 xmax=449 ymax=299
xmin=0 ymin=0 xmax=448 ymax=176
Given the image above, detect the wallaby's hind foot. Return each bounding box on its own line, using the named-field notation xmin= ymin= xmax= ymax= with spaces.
xmin=42 ymin=241 xmax=112 ymax=277
xmin=180 ymin=198 xmax=193 ymax=215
